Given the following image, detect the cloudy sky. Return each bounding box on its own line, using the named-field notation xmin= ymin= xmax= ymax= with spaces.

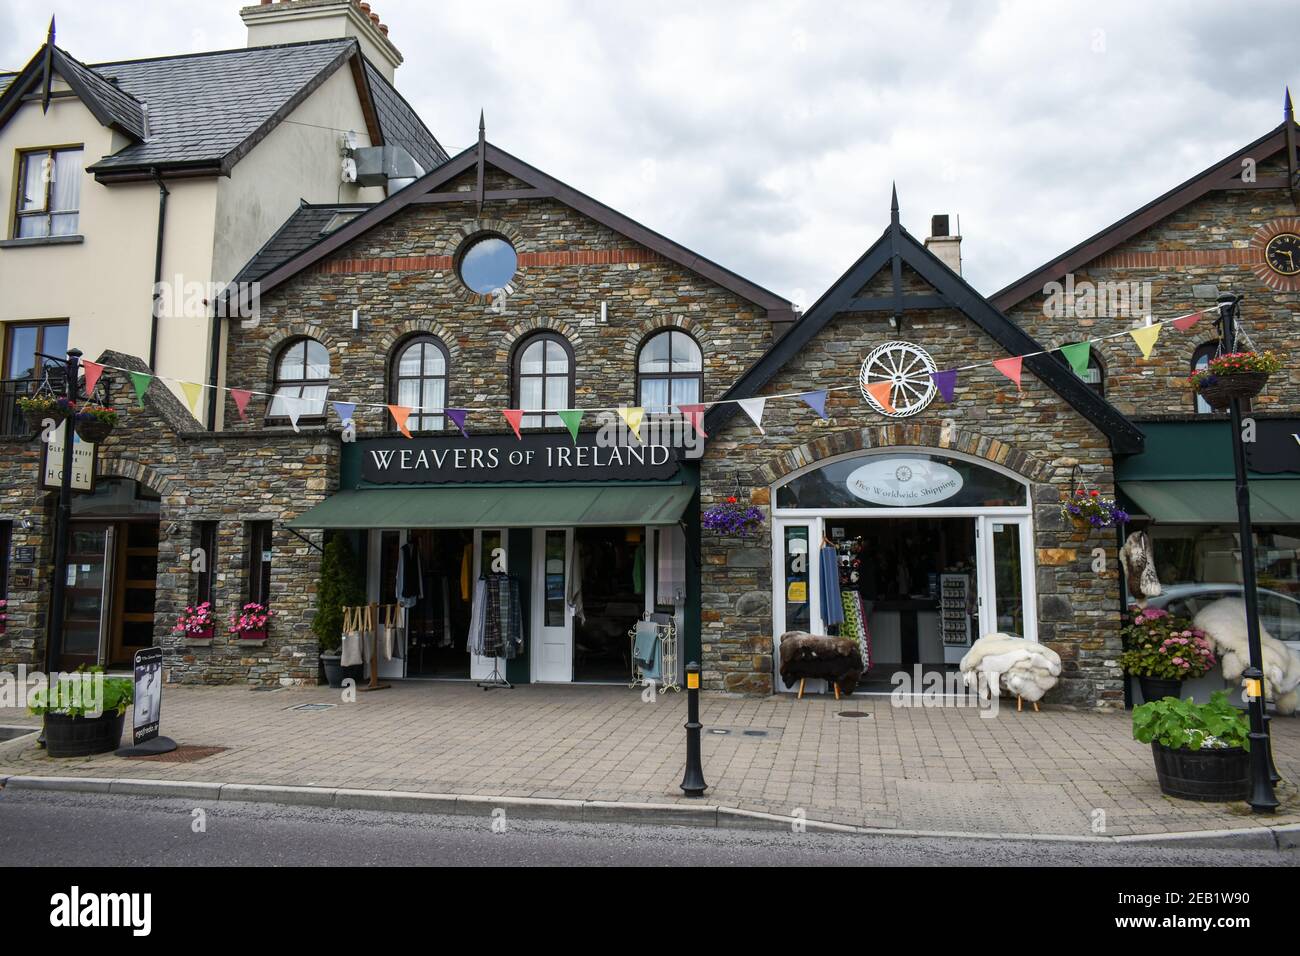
xmin=3 ymin=0 xmax=1298 ymax=309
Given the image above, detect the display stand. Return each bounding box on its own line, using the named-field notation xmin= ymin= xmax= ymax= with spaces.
xmin=940 ymin=573 xmax=972 ymax=664
xmin=359 ymin=603 xmax=391 ymax=692
xmin=477 ymin=656 xmax=512 ymax=691
xmin=629 ymin=613 xmax=680 ymax=693
xmin=116 ymin=736 xmax=178 ymax=757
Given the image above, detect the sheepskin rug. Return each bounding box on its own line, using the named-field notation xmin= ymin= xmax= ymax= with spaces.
xmin=959 ymin=633 xmax=1062 ymax=702
xmin=1193 ymin=597 xmax=1300 ymax=715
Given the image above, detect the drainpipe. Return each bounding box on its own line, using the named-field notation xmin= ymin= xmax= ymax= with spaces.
xmin=148 ymin=169 xmax=169 ymax=371
xmin=206 ymin=302 xmax=222 ymax=430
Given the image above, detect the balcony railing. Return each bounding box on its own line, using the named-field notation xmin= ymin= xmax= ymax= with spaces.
xmin=0 ymin=377 xmax=42 ymax=435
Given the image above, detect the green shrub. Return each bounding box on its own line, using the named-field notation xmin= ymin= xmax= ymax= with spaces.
xmin=1132 ymin=691 xmax=1251 ymax=751
xmin=28 ymin=666 xmax=133 ymax=717
xmin=312 ymin=535 xmax=364 ymax=653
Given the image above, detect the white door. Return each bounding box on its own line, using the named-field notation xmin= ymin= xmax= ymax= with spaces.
xmin=470 ymin=529 xmax=508 ymax=681
xmin=771 ymin=518 xmax=819 ymax=693
xmin=532 ymin=527 xmax=573 ymax=682
xmin=976 ymin=516 xmax=1037 ymax=642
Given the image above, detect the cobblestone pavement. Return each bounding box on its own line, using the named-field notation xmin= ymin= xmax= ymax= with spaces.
xmin=3 ymin=682 xmax=1298 ymax=837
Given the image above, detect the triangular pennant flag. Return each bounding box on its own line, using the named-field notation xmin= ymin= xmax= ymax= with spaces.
xmin=1129 ymin=323 xmax=1161 ymax=360
xmin=993 ymin=356 xmax=1024 ymax=392
xmin=180 ymin=381 xmax=205 ymax=417
xmin=930 ymin=369 xmax=958 ymax=404
xmin=332 ymin=401 xmax=356 ymax=422
xmin=387 ymin=404 xmax=413 ymax=438
xmin=677 ymin=403 xmax=707 ymax=438
xmin=865 ymin=380 xmax=895 ymax=414
xmin=81 ymin=360 xmax=104 ymax=396
xmin=800 ymin=390 xmax=829 ymax=419
xmin=616 ymin=406 xmax=645 ymax=442
xmin=737 ymin=397 xmax=766 ymax=434
xmin=1171 ymin=311 xmax=1202 ymax=333
xmin=1059 ymin=341 xmax=1092 ymax=377
xmin=230 ymin=388 xmax=252 ymax=422
xmin=502 ymin=409 xmax=524 ymax=440
xmin=129 ymin=371 xmax=152 ymax=407
xmin=556 ymin=409 xmax=583 ymax=443
xmin=445 ymin=408 xmax=469 ymax=438
xmin=283 ymin=396 xmax=306 ymax=433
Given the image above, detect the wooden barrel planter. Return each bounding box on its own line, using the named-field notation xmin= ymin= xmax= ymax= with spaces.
xmin=1197 ymin=372 xmax=1269 ymax=411
xmin=44 ymin=711 xmax=125 ymax=758
xmin=1138 ymin=676 xmax=1184 ymax=703
xmin=1150 ymin=741 xmax=1250 ymax=802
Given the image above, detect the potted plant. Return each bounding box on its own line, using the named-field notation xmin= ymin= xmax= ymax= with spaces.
xmin=16 ymin=394 xmax=76 ymax=433
xmin=28 ymin=667 xmax=133 ymax=758
xmin=1184 ymin=350 xmax=1281 ymax=411
xmin=1060 ymin=488 xmax=1128 ymax=530
xmin=229 ymin=602 xmax=273 ymax=642
xmin=313 ymin=536 xmax=364 ymax=687
xmin=1119 ymin=606 xmax=1217 ymax=702
xmin=74 ymin=404 xmax=118 ymax=443
xmin=702 ymin=496 xmax=765 ymax=537
xmin=174 ymin=601 xmax=216 ymax=642
xmin=1132 ymin=691 xmax=1251 ymax=801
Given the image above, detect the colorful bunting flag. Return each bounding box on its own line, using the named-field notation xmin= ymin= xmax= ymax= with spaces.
xmin=993 ymin=356 xmax=1023 ymax=392
xmin=616 ymin=406 xmax=645 ymax=442
xmin=502 ymin=409 xmax=524 ymax=440
xmin=865 ymin=380 xmax=895 ymax=414
xmin=1059 ymin=341 xmax=1092 ymax=377
xmin=1171 ymin=311 xmax=1202 ymax=332
xmin=180 ymin=381 xmax=205 ymax=417
xmin=556 ymin=409 xmax=583 ymax=443
xmin=129 ymin=371 xmax=152 ymax=407
xmin=230 ymin=389 xmax=252 ymax=422
xmin=446 ymin=408 xmax=469 ymax=438
xmin=737 ymin=397 xmax=766 ymax=434
xmin=388 ymin=404 xmax=413 ymax=438
xmin=81 ymin=360 xmax=104 ymax=396
xmin=931 ymin=369 xmax=958 ymax=403
xmin=1129 ymin=323 xmax=1161 ymax=360
xmin=800 ymin=390 xmax=829 ymax=419
xmin=332 ymin=401 xmax=356 ymax=423
xmin=283 ymin=396 xmax=307 ymax=433
xmin=677 ymin=403 xmax=707 ymax=438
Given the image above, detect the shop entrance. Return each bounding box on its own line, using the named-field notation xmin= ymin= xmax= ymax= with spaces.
xmin=771 ymin=449 xmax=1036 ymax=696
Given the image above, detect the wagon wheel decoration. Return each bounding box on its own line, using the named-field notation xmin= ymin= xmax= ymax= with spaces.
xmin=858 ymin=341 xmax=938 ymax=418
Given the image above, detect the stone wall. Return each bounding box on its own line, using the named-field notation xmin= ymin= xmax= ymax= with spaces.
xmin=0 ymin=351 xmax=338 ymax=685
xmin=1003 ymin=165 xmax=1300 ymax=418
xmin=700 ymin=264 xmax=1123 ymax=707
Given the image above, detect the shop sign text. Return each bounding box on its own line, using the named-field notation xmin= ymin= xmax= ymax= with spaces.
xmin=845 ymin=457 xmax=964 ymax=506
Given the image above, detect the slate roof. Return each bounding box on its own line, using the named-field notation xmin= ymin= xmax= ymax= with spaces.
xmin=0 ymin=36 xmax=446 ymax=180
xmin=233 ymin=201 xmax=372 ymax=284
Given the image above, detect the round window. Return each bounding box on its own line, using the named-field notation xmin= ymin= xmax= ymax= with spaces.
xmin=458 ymin=235 xmax=517 ymax=294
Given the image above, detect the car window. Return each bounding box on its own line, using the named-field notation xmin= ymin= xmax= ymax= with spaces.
xmin=1260 ymin=593 xmax=1300 ymax=643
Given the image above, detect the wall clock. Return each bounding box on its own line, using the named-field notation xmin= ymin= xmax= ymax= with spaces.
xmin=1249 ymin=219 xmax=1300 ymax=291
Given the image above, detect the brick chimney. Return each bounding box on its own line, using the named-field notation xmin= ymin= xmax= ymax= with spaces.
xmin=241 ymin=0 xmax=402 ymax=81
xmin=924 ymin=214 xmax=962 ymax=276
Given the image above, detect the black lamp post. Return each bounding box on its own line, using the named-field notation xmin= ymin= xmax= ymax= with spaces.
xmin=1216 ymin=294 xmax=1278 ymax=813
xmin=39 ymin=348 xmax=82 ymax=707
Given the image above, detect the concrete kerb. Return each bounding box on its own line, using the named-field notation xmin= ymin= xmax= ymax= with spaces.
xmin=0 ymin=774 xmax=1296 ymax=848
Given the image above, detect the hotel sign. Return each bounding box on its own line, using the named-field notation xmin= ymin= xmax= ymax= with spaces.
xmin=360 ymin=433 xmax=680 ymax=485
xmin=40 ymin=422 xmax=95 ymax=493
xmin=846 ymin=457 xmax=964 ymax=506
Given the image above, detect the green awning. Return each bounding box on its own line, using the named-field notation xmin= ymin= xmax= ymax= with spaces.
xmin=287 ymin=484 xmax=695 ymax=530
xmin=1119 ymin=480 xmax=1300 ymax=524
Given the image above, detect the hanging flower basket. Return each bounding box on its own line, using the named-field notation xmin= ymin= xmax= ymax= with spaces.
xmin=1060 ymin=489 xmax=1128 ymax=530
xmin=16 ymin=395 xmax=76 ymax=434
xmin=74 ymin=405 xmax=118 ymax=443
xmin=702 ymin=497 xmax=765 ymax=537
xmin=1185 ymin=351 xmax=1280 ymax=411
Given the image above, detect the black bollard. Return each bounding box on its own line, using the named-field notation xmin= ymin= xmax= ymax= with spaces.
xmin=680 ymin=661 xmax=707 ymax=797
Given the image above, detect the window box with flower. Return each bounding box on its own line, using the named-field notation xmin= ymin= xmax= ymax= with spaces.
xmin=702 ymin=495 xmax=765 ymax=537
xmin=1183 ymin=350 xmax=1281 ymax=411
xmin=229 ymin=602 xmax=273 ymax=643
xmin=174 ymin=601 xmax=217 ymax=644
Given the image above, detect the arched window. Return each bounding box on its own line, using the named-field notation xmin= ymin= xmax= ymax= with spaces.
xmin=1191 ymin=340 xmax=1231 ymax=414
xmin=637 ymin=329 xmax=702 ymax=413
xmin=391 ymin=336 xmax=449 ymax=432
xmin=268 ymin=337 xmax=329 ymax=422
xmin=513 ymin=333 xmax=573 ymax=429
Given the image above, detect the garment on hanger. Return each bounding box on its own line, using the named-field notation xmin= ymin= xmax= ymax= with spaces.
xmin=483 ymin=572 xmax=524 ymax=660
xmin=460 ymin=542 xmax=473 ymax=602
xmin=656 ymin=525 xmax=685 ymax=606
xmin=397 ymin=542 xmax=423 ymax=609
xmin=440 ymin=576 xmax=452 ymax=647
xmin=466 ymin=577 xmax=487 ymax=656
xmin=634 ymin=620 xmax=663 ymax=682
xmin=567 ymin=540 xmax=586 ymax=626
xmin=819 ymin=544 xmax=845 ymax=627
xmin=632 ymin=542 xmax=644 ymax=595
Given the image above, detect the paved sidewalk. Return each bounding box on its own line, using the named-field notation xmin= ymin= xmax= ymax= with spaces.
xmin=2 ymin=682 xmax=1298 ymax=838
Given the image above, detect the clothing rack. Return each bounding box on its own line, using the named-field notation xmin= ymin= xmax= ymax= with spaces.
xmin=628 ymin=612 xmax=680 ymax=693
xmin=470 ymin=572 xmax=519 ymax=691
xmin=343 ymin=603 xmax=392 ymax=692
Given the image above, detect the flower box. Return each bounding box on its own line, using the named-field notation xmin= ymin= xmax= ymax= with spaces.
xmin=229 ymin=602 xmax=273 ymax=642
xmin=236 ymin=629 xmax=268 ymax=642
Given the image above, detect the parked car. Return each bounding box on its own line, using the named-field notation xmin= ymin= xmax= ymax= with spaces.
xmin=1128 ymin=583 xmax=1300 ymax=712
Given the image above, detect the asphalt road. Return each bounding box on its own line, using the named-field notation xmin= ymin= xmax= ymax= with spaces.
xmin=0 ymin=789 xmax=1294 ymax=866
